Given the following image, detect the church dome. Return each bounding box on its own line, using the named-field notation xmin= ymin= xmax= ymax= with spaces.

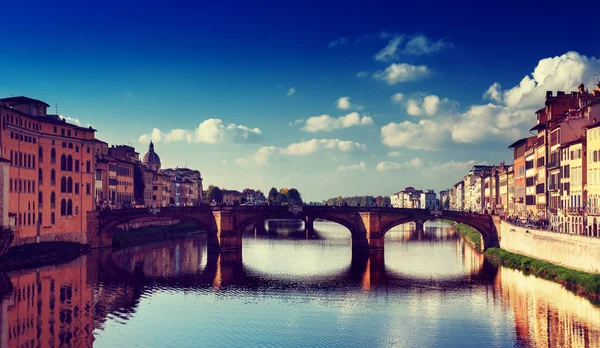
xmin=143 ymin=141 xmax=161 ymax=169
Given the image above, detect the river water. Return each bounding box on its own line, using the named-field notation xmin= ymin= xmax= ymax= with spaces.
xmin=2 ymin=221 xmax=600 ymax=347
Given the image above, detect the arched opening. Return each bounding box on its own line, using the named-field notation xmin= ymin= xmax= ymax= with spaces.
xmin=60 ymin=177 xmax=66 ymax=193
xmin=51 ymin=169 xmax=56 ymax=186
xmin=38 ymin=191 xmax=43 ymax=208
xmin=50 ymin=191 xmax=56 ymax=209
xmin=60 ymin=199 xmax=66 ymax=216
xmin=67 ymin=155 xmax=73 ymax=172
xmin=50 ymin=148 xmax=56 ymax=164
xmin=60 ymin=154 xmax=66 ymax=171
xmin=67 ymin=177 xmax=73 ymax=193
xmin=67 ymin=200 xmax=73 ymax=216
xmin=38 ymin=168 xmax=43 ymax=186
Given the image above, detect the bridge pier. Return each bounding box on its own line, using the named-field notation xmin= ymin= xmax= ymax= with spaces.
xmin=352 ymin=212 xmax=384 ymax=251
xmin=254 ymin=220 xmax=267 ymax=236
xmin=208 ymin=211 xmax=242 ymax=251
xmin=205 ymin=250 xmax=244 ymax=290
xmin=415 ymin=220 xmax=425 ymax=232
xmin=305 ymin=216 xmax=315 ymax=238
xmin=350 ymin=250 xmax=386 ymax=290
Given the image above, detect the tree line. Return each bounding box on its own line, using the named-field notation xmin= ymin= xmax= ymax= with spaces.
xmin=322 ymin=195 xmax=391 ymax=207
xmin=206 ymin=185 xmax=302 ymax=205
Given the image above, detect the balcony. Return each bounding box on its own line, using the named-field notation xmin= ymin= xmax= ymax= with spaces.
xmin=568 ymin=207 xmax=583 ymax=215
xmin=547 ymin=160 xmax=560 ymax=170
xmin=548 ymin=184 xmax=559 ymax=192
xmin=588 ymin=207 xmax=600 ymax=216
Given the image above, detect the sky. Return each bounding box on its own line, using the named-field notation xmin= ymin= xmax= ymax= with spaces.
xmin=1 ymin=0 xmax=600 ymax=201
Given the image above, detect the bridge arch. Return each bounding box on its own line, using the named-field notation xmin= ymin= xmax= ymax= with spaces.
xmin=96 ymin=209 xmax=213 ymax=246
xmin=233 ymin=211 xmax=356 ymax=236
xmin=380 ymin=212 xmax=499 ymax=250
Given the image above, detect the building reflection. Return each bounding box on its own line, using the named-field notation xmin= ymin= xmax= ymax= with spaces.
xmin=496 ymin=267 xmax=600 ymax=347
xmin=0 ymin=255 xmax=97 ymax=347
xmin=1 ymin=229 xmax=600 ymax=347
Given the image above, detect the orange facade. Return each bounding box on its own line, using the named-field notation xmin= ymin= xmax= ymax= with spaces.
xmin=0 ymin=97 xmax=97 ymax=244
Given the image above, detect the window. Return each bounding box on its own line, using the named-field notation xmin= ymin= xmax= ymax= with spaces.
xmin=51 ymin=192 xmax=56 ymax=209
xmin=67 ymin=155 xmax=73 ymax=172
xmin=67 ymin=130 xmax=71 ymax=137
xmin=51 ymin=212 xmax=55 ymax=224
xmin=61 ymin=129 xmax=65 ymax=136
xmin=86 ymin=147 xmax=90 ymax=154
xmin=62 ymin=142 xmax=66 ymax=148
xmin=60 ymin=199 xmax=66 ymax=216
xmin=86 ymin=183 xmax=90 ymax=195
xmin=75 ymin=160 xmax=79 ymax=173
xmin=39 ymin=191 xmax=43 ymax=208
xmin=60 ymin=155 xmax=66 ymax=171
xmin=75 ymin=206 xmax=78 ymax=216
xmin=75 ymin=182 xmax=79 ymax=195
xmin=51 ymin=148 xmax=56 ymax=164
xmin=51 ymin=169 xmax=56 ymax=186
xmin=76 ymin=146 xmax=79 ymax=153
xmin=67 ymin=177 xmax=72 ymax=193
xmin=68 ymin=143 xmax=73 ymax=149
xmin=67 ymin=200 xmax=72 ymax=216
xmin=61 ymin=177 xmax=66 ymax=193
xmin=86 ymin=161 xmax=90 ymax=173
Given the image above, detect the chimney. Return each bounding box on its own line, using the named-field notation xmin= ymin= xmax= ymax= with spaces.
xmin=557 ymin=91 xmax=565 ymax=96
xmin=546 ymin=91 xmax=553 ymax=99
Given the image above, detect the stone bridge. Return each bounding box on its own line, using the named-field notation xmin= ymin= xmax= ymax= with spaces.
xmin=87 ymin=206 xmax=499 ymax=251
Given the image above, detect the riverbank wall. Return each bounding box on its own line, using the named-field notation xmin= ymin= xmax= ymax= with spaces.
xmin=500 ymin=221 xmax=600 ymax=274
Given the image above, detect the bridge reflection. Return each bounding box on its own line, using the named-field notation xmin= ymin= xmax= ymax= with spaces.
xmin=0 ymin=233 xmax=599 ymax=347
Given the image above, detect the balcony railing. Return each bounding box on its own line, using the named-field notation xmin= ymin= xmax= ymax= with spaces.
xmin=568 ymin=207 xmax=583 ymax=215
xmin=588 ymin=207 xmax=600 ymax=216
xmin=547 ymin=160 xmax=560 ymax=170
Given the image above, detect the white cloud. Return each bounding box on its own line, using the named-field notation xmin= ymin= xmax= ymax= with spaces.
xmin=336 ymin=96 xmax=352 ymax=110
xmin=403 ymin=35 xmax=449 ymax=55
xmin=337 ymin=161 xmax=366 ymax=172
xmin=235 ymin=146 xmax=278 ymax=167
xmin=138 ymin=118 xmax=262 ymax=144
xmin=387 ymin=151 xmax=402 ymax=157
xmin=391 ymin=93 xmax=404 ymax=103
xmin=281 ymin=139 xmax=367 ymax=155
xmin=356 ymin=71 xmax=368 ymax=78
xmin=376 ymin=157 xmax=422 ymax=172
xmin=374 ymin=35 xmax=405 ymax=62
xmin=483 ymin=82 xmax=502 ymax=103
xmin=288 ymin=119 xmax=304 ymax=126
xmin=381 ymin=119 xmax=450 ymax=150
xmin=431 ymin=159 xmax=485 ymax=172
xmin=287 ymin=87 xmax=296 ymax=96
xmin=373 ymin=63 xmax=430 ymax=84
xmin=60 ymin=116 xmax=81 ymax=125
xmin=329 ymin=37 xmax=349 ymax=48
xmin=380 ymin=51 xmax=600 ymax=149
xmin=403 ymin=94 xmax=448 ymax=116
xmin=235 ymin=139 xmax=367 ymax=166
xmin=502 ymin=51 xmax=600 ymax=109
xmin=300 ymin=112 xmax=373 ymax=132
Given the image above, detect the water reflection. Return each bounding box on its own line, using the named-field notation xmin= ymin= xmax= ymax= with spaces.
xmin=0 ymin=221 xmax=597 ymax=346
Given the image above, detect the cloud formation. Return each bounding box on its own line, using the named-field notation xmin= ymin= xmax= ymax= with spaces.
xmin=336 ymin=96 xmax=352 ymax=110
xmin=337 ymin=161 xmax=366 ymax=172
xmin=380 ymin=51 xmax=600 ymax=149
xmin=373 ymin=63 xmax=430 ymax=84
xmin=299 ymin=112 xmax=373 ymax=132
xmin=374 ymin=36 xmax=405 ymax=62
xmin=356 ymin=71 xmax=368 ymax=78
xmin=287 ymin=87 xmax=296 ymax=96
xmin=139 ymin=119 xmax=262 ymax=144
xmin=61 ymin=116 xmax=81 ymax=125
xmin=387 ymin=151 xmax=402 ymax=157
xmin=328 ymin=37 xmax=349 ymax=48
xmin=236 ymin=138 xmax=367 ymax=166
xmin=402 ymin=35 xmax=449 ymax=55
xmin=390 ymin=93 xmax=405 ymax=103
xmin=376 ymin=157 xmax=422 ymax=172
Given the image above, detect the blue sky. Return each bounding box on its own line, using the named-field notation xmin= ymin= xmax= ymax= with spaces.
xmin=2 ymin=1 xmax=600 ymax=201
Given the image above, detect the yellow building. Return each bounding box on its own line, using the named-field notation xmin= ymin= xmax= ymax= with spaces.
xmin=560 ymin=138 xmax=586 ymax=234
xmin=586 ymin=120 xmax=600 ymax=236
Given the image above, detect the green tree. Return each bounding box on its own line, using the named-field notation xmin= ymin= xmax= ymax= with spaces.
xmin=268 ymin=187 xmax=278 ymax=203
xmin=287 ymin=188 xmax=302 ymax=205
xmin=207 ymin=185 xmax=223 ymax=204
xmin=276 ymin=192 xmax=288 ymax=205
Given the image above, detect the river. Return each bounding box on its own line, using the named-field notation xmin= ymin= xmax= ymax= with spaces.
xmin=1 ymin=221 xmax=599 ymax=347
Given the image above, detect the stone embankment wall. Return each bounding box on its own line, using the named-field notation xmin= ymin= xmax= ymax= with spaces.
xmin=500 ymin=221 xmax=600 ymax=274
